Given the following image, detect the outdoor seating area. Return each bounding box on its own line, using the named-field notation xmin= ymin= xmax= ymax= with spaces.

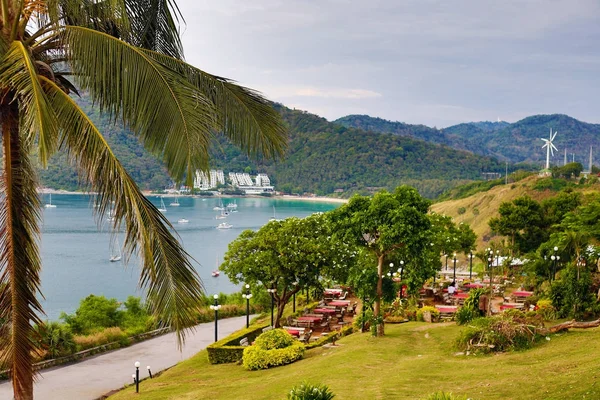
xmin=282 ymin=289 xmax=358 ymax=342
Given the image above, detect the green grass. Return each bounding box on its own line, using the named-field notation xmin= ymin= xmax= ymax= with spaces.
xmin=109 ymin=322 xmax=600 ymax=400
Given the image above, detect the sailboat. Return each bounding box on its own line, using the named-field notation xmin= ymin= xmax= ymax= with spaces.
xmin=269 ymin=205 xmax=280 ymax=221
xmin=109 ymin=231 xmax=122 ymax=262
xmin=45 ymin=193 xmax=57 ymax=208
xmin=216 ymin=222 xmax=233 ymax=229
xmin=215 ymin=208 xmax=229 ymax=219
xmin=212 ymin=257 xmax=221 ymax=277
xmin=170 ymin=195 xmax=180 ymax=207
xmin=213 ymin=198 xmax=225 ymax=211
xmin=177 ymin=218 xmax=189 ymax=224
xmin=158 ymin=197 xmax=167 ymax=212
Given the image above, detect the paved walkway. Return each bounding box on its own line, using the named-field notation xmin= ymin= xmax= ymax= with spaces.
xmin=0 ymin=315 xmax=253 ymax=400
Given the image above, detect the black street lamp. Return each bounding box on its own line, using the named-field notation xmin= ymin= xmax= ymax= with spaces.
xmin=468 ymin=252 xmax=474 ymax=280
xmin=551 ymin=246 xmax=560 ymax=281
xmin=452 ymin=253 xmax=457 ymax=282
xmin=242 ymin=284 xmax=252 ymax=328
xmin=292 ymin=281 xmax=299 ymax=313
xmin=209 ymin=294 xmax=221 ymax=342
xmin=495 ymin=250 xmax=500 ymax=275
xmin=267 ymin=288 xmax=277 ymax=326
xmin=134 ymin=361 xmax=140 ymax=393
xmin=444 ymin=253 xmax=449 ymax=271
xmin=147 ymin=365 xmax=153 ymax=379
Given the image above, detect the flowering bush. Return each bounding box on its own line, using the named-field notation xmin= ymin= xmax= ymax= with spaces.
xmin=287 ymin=382 xmax=335 ymax=400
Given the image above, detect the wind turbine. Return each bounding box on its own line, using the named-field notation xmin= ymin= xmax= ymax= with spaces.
xmin=541 ymin=128 xmax=558 ymax=170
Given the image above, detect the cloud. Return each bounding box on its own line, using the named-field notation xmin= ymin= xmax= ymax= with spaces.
xmin=294 ymin=87 xmax=382 ymax=99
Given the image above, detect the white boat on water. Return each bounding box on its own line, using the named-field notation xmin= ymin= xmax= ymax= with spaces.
xmin=211 ymin=270 xmax=220 ymax=277
xmin=226 ymin=200 xmax=238 ymax=209
xmin=216 ymin=222 xmax=233 ymax=229
xmin=109 ymin=230 xmax=122 ymax=263
xmin=177 ymin=218 xmax=189 ymax=224
xmin=158 ymin=197 xmax=167 ymax=212
xmin=45 ymin=193 xmax=57 ymax=208
xmin=215 ymin=209 xmax=229 ymax=219
xmin=170 ymin=196 xmax=180 ymax=207
xmin=269 ymin=205 xmax=281 ymax=222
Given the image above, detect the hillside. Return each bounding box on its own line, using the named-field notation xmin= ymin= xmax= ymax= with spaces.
xmin=38 ymin=102 xmax=508 ymax=198
xmin=430 ymin=174 xmax=600 ymax=248
xmin=336 ymin=114 xmax=600 ymax=166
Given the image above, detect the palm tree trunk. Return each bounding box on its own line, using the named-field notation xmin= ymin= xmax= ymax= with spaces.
xmin=1 ymin=101 xmax=43 ymax=400
xmin=374 ymin=254 xmax=384 ymax=336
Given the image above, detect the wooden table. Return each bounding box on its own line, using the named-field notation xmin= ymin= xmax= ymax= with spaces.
xmin=327 ymin=301 xmax=350 ymax=307
xmin=297 ymin=316 xmax=322 ymax=328
xmin=500 ymin=303 xmax=524 ymax=310
xmin=313 ymin=308 xmax=336 ymax=315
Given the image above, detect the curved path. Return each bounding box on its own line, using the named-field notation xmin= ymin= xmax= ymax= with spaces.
xmin=0 ymin=315 xmax=252 ymax=400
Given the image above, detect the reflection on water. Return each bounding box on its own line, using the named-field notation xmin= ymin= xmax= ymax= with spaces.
xmin=39 ymin=194 xmax=338 ymax=320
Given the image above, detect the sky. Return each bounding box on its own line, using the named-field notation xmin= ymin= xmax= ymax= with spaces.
xmin=176 ymin=0 xmax=600 ymax=128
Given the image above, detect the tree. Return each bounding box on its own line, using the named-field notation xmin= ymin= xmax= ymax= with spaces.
xmin=0 ymin=2 xmax=286 ymax=398
xmin=488 ymin=196 xmax=545 ymax=255
xmin=221 ymin=213 xmax=355 ymax=327
xmin=329 ymin=186 xmax=431 ymax=336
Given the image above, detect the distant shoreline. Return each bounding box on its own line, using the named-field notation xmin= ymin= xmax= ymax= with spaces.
xmin=37 ymin=189 xmax=348 ymax=205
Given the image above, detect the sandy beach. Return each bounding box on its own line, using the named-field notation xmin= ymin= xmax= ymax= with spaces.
xmin=37 ymin=188 xmax=348 ymax=204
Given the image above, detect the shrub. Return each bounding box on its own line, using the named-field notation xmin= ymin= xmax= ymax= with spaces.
xmin=384 ymin=315 xmax=407 ymax=323
xmin=74 ymin=327 xmax=129 ymax=351
xmin=61 ymin=295 xmax=123 ymax=335
xmin=456 ymin=288 xmax=485 ymax=325
xmin=34 ymin=321 xmax=76 ymax=359
xmin=242 ymin=342 xmax=305 ymax=370
xmin=423 ymin=392 xmax=467 ymax=400
xmin=417 ymin=306 xmax=440 ymax=322
xmin=457 ymin=207 xmax=466 ymax=215
xmin=455 ymin=307 xmax=478 ymax=325
xmin=207 ymin=324 xmax=268 ymax=364
xmin=536 ymin=299 xmax=556 ymax=321
xmin=254 ymin=329 xmax=296 ymax=350
xmin=287 ymin=382 xmax=335 ymax=400
xmin=456 ymin=313 xmax=542 ymax=354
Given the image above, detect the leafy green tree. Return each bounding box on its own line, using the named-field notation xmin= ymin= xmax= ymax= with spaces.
xmin=0 ymin=1 xmax=285 ymax=398
xmin=221 ymin=213 xmax=355 ymax=327
xmin=488 ymin=196 xmax=545 ymax=254
xmin=60 ymin=295 xmax=123 ymax=335
xmin=330 ymin=186 xmax=431 ymax=336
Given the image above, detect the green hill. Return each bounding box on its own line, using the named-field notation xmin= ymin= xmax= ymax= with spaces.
xmin=336 ymin=114 xmax=600 ymax=166
xmin=38 ymin=103 xmax=509 ymax=198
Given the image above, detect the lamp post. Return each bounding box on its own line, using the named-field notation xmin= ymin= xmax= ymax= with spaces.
xmin=468 ymin=252 xmax=474 ymax=280
xmin=267 ymin=288 xmax=276 ymax=326
xmin=134 ymin=361 xmax=140 ymax=393
xmin=292 ymin=281 xmax=299 ymax=313
xmin=444 ymin=253 xmax=448 ymax=271
xmin=399 ymin=260 xmax=404 ymax=281
xmin=496 ymin=250 xmax=500 ymax=276
xmin=452 ymin=253 xmax=457 ymax=282
xmin=551 ymin=246 xmax=560 ymax=281
xmin=209 ymin=294 xmax=221 ymax=342
xmin=147 ymin=365 xmax=153 ymax=379
xmin=242 ymin=284 xmax=252 ymax=328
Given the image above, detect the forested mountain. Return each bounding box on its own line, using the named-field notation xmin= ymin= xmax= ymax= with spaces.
xmin=336 ymin=114 xmax=600 ymax=167
xmin=37 ymin=102 xmax=507 ymax=198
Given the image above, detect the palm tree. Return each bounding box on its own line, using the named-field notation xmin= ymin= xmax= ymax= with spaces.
xmin=0 ymin=1 xmax=286 ymax=399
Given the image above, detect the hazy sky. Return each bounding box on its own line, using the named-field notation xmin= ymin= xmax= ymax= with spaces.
xmin=176 ymin=0 xmax=600 ymax=127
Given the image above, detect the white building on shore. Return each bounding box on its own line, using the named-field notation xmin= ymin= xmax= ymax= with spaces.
xmin=194 ymin=170 xmax=274 ymax=194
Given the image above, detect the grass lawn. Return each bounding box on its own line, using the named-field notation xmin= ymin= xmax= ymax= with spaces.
xmin=109 ymin=322 xmax=600 ymax=400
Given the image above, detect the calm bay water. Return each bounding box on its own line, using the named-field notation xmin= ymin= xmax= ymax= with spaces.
xmin=39 ymin=194 xmax=339 ymax=320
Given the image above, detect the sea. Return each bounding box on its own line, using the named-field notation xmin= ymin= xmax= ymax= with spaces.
xmin=39 ymin=194 xmax=339 ymax=321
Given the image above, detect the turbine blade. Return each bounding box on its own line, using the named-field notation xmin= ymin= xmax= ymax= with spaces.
xmin=551 ymin=131 xmax=558 ymax=141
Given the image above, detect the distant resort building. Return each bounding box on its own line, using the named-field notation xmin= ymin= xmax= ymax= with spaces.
xmin=194 ymin=169 xmax=274 ymax=194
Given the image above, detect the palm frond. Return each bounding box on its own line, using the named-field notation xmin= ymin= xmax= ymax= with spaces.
xmin=0 ymin=103 xmax=44 ymax=393
xmin=0 ymin=40 xmax=58 ymax=166
xmin=41 ymin=76 xmax=205 ymax=344
xmin=124 ymin=0 xmax=184 ymax=59
xmin=63 ymin=26 xmax=217 ymax=183
xmin=141 ymin=49 xmax=288 ymax=162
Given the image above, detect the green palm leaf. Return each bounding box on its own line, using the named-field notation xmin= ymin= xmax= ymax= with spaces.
xmin=63 ymin=26 xmax=218 ymax=183
xmin=0 ymin=41 xmax=58 ymax=165
xmin=41 ymin=76 xmax=204 ymax=343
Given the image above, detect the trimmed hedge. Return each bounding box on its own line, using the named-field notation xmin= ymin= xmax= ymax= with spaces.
xmin=207 ymin=323 xmax=269 ymax=364
xmin=242 ymin=337 xmax=305 ymax=370
xmin=254 ymin=328 xmax=296 ymax=350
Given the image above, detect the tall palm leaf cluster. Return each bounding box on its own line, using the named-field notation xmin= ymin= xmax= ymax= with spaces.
xmin=0 ymin=1 xmax=287 ymax=398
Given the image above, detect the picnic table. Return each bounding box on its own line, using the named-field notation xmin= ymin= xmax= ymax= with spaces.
xmin=286 ymin=329 xmax=301 ymax=337
xmin=327 ymin=300 xmax=350 ymax=307
xmin=297 ymin=316 xmax=322 ymax=328
xmin=463 ymin=283 xmax=485 ymax=289
xmin=313 ymin=308 xmax=336 ymax=315
xmin=324 ymin=291 xmax=341 ymax=297
xmin=435 ymin=305 xmax=458 ymax=313
xmin=500 ymin=303 xmax=524 ymax=311
xmin=511 ymin=290 xmax=534 ymax=303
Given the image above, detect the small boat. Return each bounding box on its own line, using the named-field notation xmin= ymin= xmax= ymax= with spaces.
xmin=269 ymin=205 xmax=281 ymax=222
xmin=109 ymin=230 xmax=122 ymax=263
xmin=216 ymin=222 xmax=233 ymax=229
xmin=177 ymin=218 xmax=189 ymax=224
xmin=215 ymin=209 xmax=229 ymax=219
xmin=170 ymin=196 xmax=180 ymax=207
xmin=158 ymin=197 xmax=167 ymax=213
xmin=45 ymin=193 xmax=57 ymax=208
xmin=226 ymin=201 xmax=238 ymax=209
xmin=211 ymin=270 xmax=220 ymax=277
